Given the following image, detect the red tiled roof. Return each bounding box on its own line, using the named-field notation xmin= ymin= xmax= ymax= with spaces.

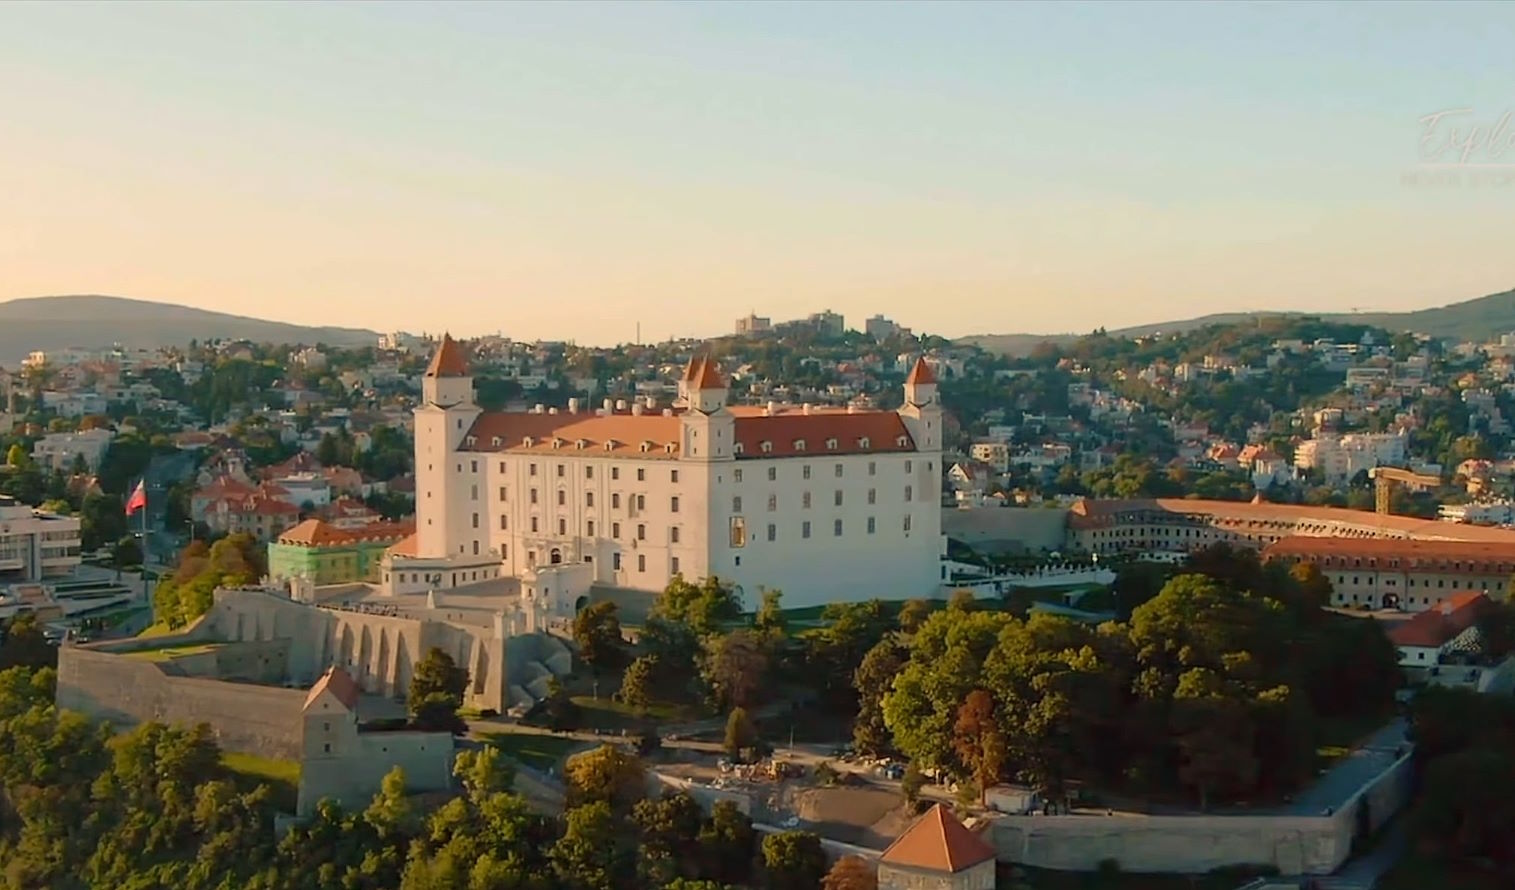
xmin=1068 ymin=497 xmax=1515 ymax=544
xmin=425 ymin=334 xmax=470 ymax=378
xmin=388 ymin=533 xmax=419 ymax=557
xmin=692 ymin=356 xmax=726 ymax=390
xmin=906 ymin=356 xmax=937 ymax=385
xmin=1387 ymin=591 xmax=1491 ymax=648
xmin=278 ymin=517 xmax=414 ymax=547
xmin=879 ymin=804 xmax=995 ymax=873
xmin=304 ymin=666 xmax=361 ymax=711
xmin=1263 ymin=536 xmax=1515 ymax=564
xmin=465 ymin=404 xmax=917 ymax=460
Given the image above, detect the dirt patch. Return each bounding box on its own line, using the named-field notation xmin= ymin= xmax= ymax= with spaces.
xmin=791 ymin=785 xmax=906 ymax=848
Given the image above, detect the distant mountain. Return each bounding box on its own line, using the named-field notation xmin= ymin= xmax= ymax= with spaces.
xmin=959 ymin=287 xmax=1515 ymax=356
xmin=0 ymin=295 xmax=379 ymax=365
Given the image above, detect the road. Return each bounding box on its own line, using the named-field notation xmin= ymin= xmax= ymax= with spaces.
xmin=1285 ymin=719 xmax=1409 ymax=817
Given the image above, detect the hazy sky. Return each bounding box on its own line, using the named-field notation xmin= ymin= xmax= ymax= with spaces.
xmin=2 ymin=2 xmax=1512 ymax=344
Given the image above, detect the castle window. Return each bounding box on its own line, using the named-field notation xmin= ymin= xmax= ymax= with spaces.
xmin=835 ymin=463 xmax=843 ymax=477
xmin=586 ymin=465 xmax=594 ymax=479
xmin=576 ymin=439 xmax=587 ymax=449
xmin=551 ymin=438 xmax=563 ymax=450
xmin=868 ymin=488 xmax=876 ymax=504
xmin=802 ymin=520 xmax=812 ymax=539
xmin=767 ymin=467 xmax=777 ymax=481
xmin=499 ymin=486 xmax=508 ymax=500
xmin=803 ymin=492 xmax=812 ymax=509
xmin=500 ymin=515 xmax=508 ymax=530
xmin=530 ymin=489 xmax=538 ymax=505
xmin=826 ymin=438 xmax=838 ymax=450
xmin=604 ymin=440 xmax=616 ymax=451
xmin=612 ymin=493 xmax=621 ymax=508
xmin=556 ymin=464 xmax=564 ymax=477
xmin=611 ymin=467 xmax=619 ymax=480
xmin=586 ymin=492 xmax=595 ymax=507
xmin=904 ymin=515 xmax=913 ymax=532
xmin=671 ymin=496 xmax=680 ymax=513
xmin=637 ymin=468 xmax=646 ymax=482
xmin=767 ymin=523 xmax=776 ymax=542
xmin=733 ymin=496 xmax=743 ymax=512
xmin=613 ymin=522 xmax=621 ymax=538
xmin=734 ymin=469 xmax=743 ymax=482
xmin=905 ymin=485 xmax=913 ymax=502
xmin=803 ymin=465 xmax=812 ymax=480
xmin=867 ymin=517 xmax=876 ymax=534
xmin=613 ymin=552 xmax=621 ymax=570
xmin=557 ymin=489 xmax=566 ymax=506
xmin=834 ymin=518 xmax=843 ymax=536
xmin=768 ymin=494 xmax=777 ymax=511
xmin=665 ymin=443 xmax=676 ymax=454
xmin=558 ymin=518 xmax=566 ymax=535
xmin=868 ymin=460 xmax=876 ymax=475
xmin=492 ymin=438 xmax=501 ymax=448
xmin=730 ymin=517 xmax=747 ymax=547
xmin=905 ymin=460 xmax=913 ymax=473
xmin=671 ymin=470 xmax=679 ymax=483
xmin=636 ymin=494 xmax=645 ymax=510
xmin=640 ymin=442 xmax=651 ymax=453
xmin=466 ymin=437 xmax=476 ymax=447
xmin=529 ymin=462 xmax=538 ymax=476
xmin=323 ymin=743 xmax=330 ymax=754
xmin=587 ymin=520 xmax=595 ymax=536
xmin=472 ymin=513 xmax=479 ymax=529
xmin=671 ymin=526 xmax=680 ymax=544
xmin=638 ymin=554 xmax=646 ymax=573
xmin=834 ymin=490 xmax=843 ymax=506
xmin=671 ymin=556 xmax=680 ymax=574
xmin=531 ymin=517 xmax=538 ymax=533
xmin=499 ymin=461 xmax=505 ymax=472
xmin=471 ymin=484 xmax=479 ymax=500
xmin=637 ymin=524 xmax=646 ymax=541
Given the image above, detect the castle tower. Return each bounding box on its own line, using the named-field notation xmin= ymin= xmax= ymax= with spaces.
xmin=680 ymin=355 xmax=735 ymax=462
xmin=416 ymin=334 xmax=483 ymax=559
xmin=897 ymin=356 xmax=941 ymax=452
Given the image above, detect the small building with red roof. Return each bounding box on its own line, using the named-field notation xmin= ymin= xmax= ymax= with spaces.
xmin=877 ymin=803 xmax=997 ymax=890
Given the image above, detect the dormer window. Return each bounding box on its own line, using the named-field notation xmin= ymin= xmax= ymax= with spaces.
xmin=491 ymin=436 xmax=502 ymax=447
xmin=826 ymin=438 xmax=838 ymax=450
xmin=551 ymin=437 xmax=564 ymax=449
xmin=523 ymin=436 xmax=535 ymax=447
xmin=575 ymin=439 xmax=588 ymax=450
xmin=761 ymin=440 xmax=773 ymax=454
xmin=640 ymin=441 xmax=653 ymax=453
xmin=859 ymin=437 xmax=870 ymax=449
xmin=794 ymin=439 xmax=807 ymax=451
xmin=604 ymin=439 xmax=617 ymax=451
xmin=665 ymin=443 xmax=676 ymax=454
xmin=896 ymin=436 xmax=908 ymax=447
xmin=734 ymin=443 xmax=745 ymax=454
xmin=465 ymin=436 xmax=477 ymax=447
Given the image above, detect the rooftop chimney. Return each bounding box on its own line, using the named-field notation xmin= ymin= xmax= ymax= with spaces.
xmin=568 ymin=398 xmax=579 ymax=414
xmin=645 ymin=395 xmax=657 ymax=410
xmin=603 ymin=398 xmax=614 ymax=412
xmin=615 ymin=399 xmax=627 ymax=412
xmin=766 ymin=400 xmax=777 ymax=416
xmin=802 ymin=403 xmax=813 ymax=415
xmin=632 ymin=403 xmax=644 ymax=416
xmin=533 ymin=404 xmax=545 ymax=414
xmin=662 ymin=408 xmax=673 ymax=417
xmin=548 ymin=407 xmax=558 ymax=415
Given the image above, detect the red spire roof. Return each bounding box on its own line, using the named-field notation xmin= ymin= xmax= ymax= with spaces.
xmin=425 ymin=334 xmax=470 ymax=378
xmin=683 ymin=356 xmax=702 ymax=383
xmin=691 ymin=355 xmax=726 ymax=390
xmin=304 ymin=666 xmax=361 ymax=711
xmin=879 ymin=803 xmax=995 ymax=873
xmin=906 ymin=356 xmax=937 ymax=385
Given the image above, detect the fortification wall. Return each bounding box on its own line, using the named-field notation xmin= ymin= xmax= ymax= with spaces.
xmin=297 ymin=731 xmax=453 ymax=816
xmin=989 ymin=751 xmax=1416 ymax=876
xmin=57 ymin=646 xmax=307 ymax=758
xmin=942 ymin=506 xmax=1070 ymax=554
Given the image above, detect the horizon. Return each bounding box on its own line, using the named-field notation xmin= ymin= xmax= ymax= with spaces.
xmin=3 ymin=2 xmax=1513 ymax=343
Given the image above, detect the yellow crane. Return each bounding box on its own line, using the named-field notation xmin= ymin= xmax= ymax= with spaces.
xmin=1367 ymin=466 xmax=1441 ymax=515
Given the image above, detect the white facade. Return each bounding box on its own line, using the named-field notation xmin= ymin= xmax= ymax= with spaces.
xmin=1293 ymin=432 xmax=1407 ymax=483
xmin=0 ymin=496 xmax=82 ymax=582
xmin=388 ymin=341 xmax=944 ymax=608
xmin=31 ymin=428 xmax=114 ymax=474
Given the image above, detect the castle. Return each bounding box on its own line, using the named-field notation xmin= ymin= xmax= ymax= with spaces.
xmin=383 ymin=337 xmax=946 ymax=609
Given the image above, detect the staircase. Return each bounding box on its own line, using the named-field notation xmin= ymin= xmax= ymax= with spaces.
xmin=504 ymin=632 xmax=574 ymax=709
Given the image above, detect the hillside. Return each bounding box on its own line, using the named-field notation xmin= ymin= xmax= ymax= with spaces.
xmin=960 ymin=287 xmax=1515 ymax=356
xmin=0 ymin=295 xmax=379 ymax=364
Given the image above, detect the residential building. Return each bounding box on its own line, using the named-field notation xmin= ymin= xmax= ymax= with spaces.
xmin=735 ymin=313 xmax=772 ymax=336
xmin=876 ymin=803 xmax=996 ymax=890
xmin=268 ymin=518 xmax=415 ymax=585
xmin=969 ymin=440 xmax=1011 ymax=473
xmin=1293 ymin=432 xmax=1407 ymax=483
xmin=1387 ymin=591 xmax=1491 ymax=667
xmin=1262 ymin=538 xmax=1515 ymax=611
xmin=865 ymin=314 xmax=911 ymax=341
xmin=0 ymin=495 xmax=82 ymax=582
xmin=383 ymin=339 xmax=944 ymax=608
xmin=31 ymin=429 xmax=114 ymax=474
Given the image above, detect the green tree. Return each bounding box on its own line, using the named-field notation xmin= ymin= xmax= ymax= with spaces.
xmin=701 ymin=630 xmax=769 ymax=709
xmin=620 ymin=654 xmax=659 ymax=712
xmin=761 ymin=830 xmax=827 ymax=890
xmin=852 ymin=637 xmax=906 ymax=755
xmin=408 ymin=647 xmax=469 ymax=733
xmin=753 ymin=589 xmax=787 ymax=638
xmin=573 ymin=600 xmax=625 ymax=673
xmin=0 ymin=612 xmax=58 ymax=671
xmin=5 ymin=442 xmax=28 ymax=468
xmin=550 ymin=801 xmax=630 ymax=890
xmin=563 ymin=744 xmax=646 ymax=813
xmin=697 ymin=800 xmax=757 ymax=886
xmin=654 ymin=575 xmax=742 ymax=635
xmin=897 ymin=598 xmax=933 ymax=634
xmin=724 ymin=707 xmax=758 ymax=759
xmin=901 ymin=761 xmax=927 ymax=806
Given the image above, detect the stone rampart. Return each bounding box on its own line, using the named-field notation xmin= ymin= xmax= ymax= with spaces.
xmin=297 ymin=730 xmax=454 ymax=816
xmin=988 ymin=750 xmax=1415 ymax=875
xmin=57 ymin=645 xmax=307 ymax=758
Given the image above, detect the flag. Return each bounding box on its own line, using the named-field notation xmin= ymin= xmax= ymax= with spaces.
xmin=125 ymin=480 xmax=147 ymax=516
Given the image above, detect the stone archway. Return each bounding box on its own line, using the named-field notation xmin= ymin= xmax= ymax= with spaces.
xmin=1382 ymin=593 xmax=1400 ymax=610
xmin=574 ymin=595 xmax=590 ymax=613
xmin=550 ymin=548 xmax=563 ymax=565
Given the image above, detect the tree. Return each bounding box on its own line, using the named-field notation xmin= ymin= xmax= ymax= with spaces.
xmin=655 ymin=575 xmax=742 ymax=635
xmin=761 ymin=830 xmax=827 ymax=890
xmin=698 ymin=800 xmax=757 ymax=886
xmin=550 ymin=800 xmax=631 ymax=890
xmin=897 ymin=598 xmax=933 ymax=634
xmin=0 ymin=612 xmax=58 ymax=671
xmin=620 ymin=654 xmax=659 ymax=711
xmin=5 ymin=442 xmax=28 ymax=468
xmin=633 ymin=791 xmax=706 ymax=879
xmin=901 ymin=761 xmax=927 ymax=806
xmin=753 ymin=589 xmax=787 ymax=638
xmin=822 ymin=855 xmax=878 ymax=890
xmin=701 ymin=630 xmax=769 ymax=709
xmin=563 ymin=743 xmax=646 ymax=813
xmin=953 ymin=690 xmax=1006 ymax=801
xmin=852 ymin=637 xmax=906 ymax=755
xmin=573 ymin=600 xmax=625 ymax=672
xmin=408 ymin=647 xmax=469 ymax=733
xmin=724 ymin=707 xmax=758 ymax=759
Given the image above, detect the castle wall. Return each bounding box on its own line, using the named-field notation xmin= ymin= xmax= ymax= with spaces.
xmin=297 ymin=730 xmax=453 ymax=817
xmin=57 ymin=646 xmax=308 ymax=758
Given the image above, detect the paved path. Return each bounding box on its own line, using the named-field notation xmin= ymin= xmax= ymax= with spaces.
xmin=1285 ymin=719 xmax=1408 ymax=816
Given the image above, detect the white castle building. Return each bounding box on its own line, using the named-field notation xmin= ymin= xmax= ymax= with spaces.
xmin=383 ymin=336 xmax=944 ymax=609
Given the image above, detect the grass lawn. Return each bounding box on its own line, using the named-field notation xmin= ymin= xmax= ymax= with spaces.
xmin=221 ymin=752 xmax=300 ymax=812
xmin=570 ymin=695 xmax=705 ymax=730
xmin=480 ymin=732 xmax=582 ymax=772
xmin=136 ymin=621 xmax=175 ymax=639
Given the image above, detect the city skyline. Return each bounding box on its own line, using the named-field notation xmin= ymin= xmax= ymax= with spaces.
xmin=3 ymin=1 xmax=1513 ymax=345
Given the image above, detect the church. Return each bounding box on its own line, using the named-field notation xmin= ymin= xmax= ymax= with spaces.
xmin=383 ymin=336 xmax=944 ymax=609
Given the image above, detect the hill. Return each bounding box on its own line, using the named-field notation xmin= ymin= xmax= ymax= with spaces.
xmin=959 ymin=287 xmax=1515 ymax=356
xmin=0 ymin=295 xmax=379 ymax=364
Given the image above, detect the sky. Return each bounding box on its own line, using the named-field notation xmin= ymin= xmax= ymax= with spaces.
xmin=1 ymin=1 xmax=1512 ymax=345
